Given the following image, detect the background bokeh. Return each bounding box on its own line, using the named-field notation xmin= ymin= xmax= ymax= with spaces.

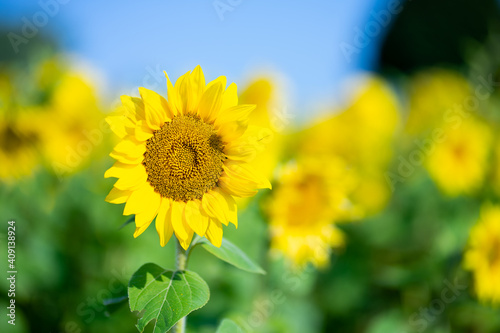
xmin=1 ymin=0 xmax=500 ymax=332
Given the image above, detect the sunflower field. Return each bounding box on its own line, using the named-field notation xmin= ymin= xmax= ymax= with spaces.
xmin=1 ymin=1 xmax=500 ymax=333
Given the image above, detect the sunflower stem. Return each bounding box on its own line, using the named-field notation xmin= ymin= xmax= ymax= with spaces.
xmin=173 ymin=238 xmax=187 ymax=333
xmin=175 ymin=238 xmax=187 ymax=271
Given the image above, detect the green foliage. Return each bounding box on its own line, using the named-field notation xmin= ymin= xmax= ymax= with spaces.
xmin=5 ymin=17 xmax=500 ymax=333
xmin=103 ymin=291 xmax=128 ymax=316
xmin=196 ymin=238 xmax=265 ymax=275
xmin=216 ymin=319 xmax=244 ymax=333
xmin=128 ymin=263 xmax=210 ymax=333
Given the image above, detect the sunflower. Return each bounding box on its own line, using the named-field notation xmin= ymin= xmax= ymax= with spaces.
xmin=234 ymin=77 xmax=287 ymax=209
xmin=0 ymin=71 xmax=38 ymax=180
xmin=0 ymin=74 xmax=40 ymax=180
xmin=239 ymin=77 xmax=285 ymax=182
xmin=405 ymin=69 xmax=471 ymax=136
xmin=105 ymin=66 xmax=271 ymax=249
xmin=266 ymin=157 xmax=358 ymax=267
xmin=37 ymin=72 xmax=106 ymax=176
xmin=464 ymin=205 xmax=500 ymax=304
xmin=295 ymin=75 xmax=399 ymax=217
xmin=425 ymin=118 xmax=492 ymax=196
xmin=492 ymin=139 xmax=500 ymax=196
xmin=0 ymin=111 xmax=41 ymax=180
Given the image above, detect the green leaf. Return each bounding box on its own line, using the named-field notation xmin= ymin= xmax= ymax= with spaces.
xmin=128 ymin=263 xmax=210 ymax=333
xmin=199 ymin=238 xmax=265 ymax=274
xmin=216 ymin=319 xmax=244 ymax=333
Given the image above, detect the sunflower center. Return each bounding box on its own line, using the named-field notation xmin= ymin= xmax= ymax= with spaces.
xmin=143 ymin=114 xmax=225 ymax=202
xmin=286 ymin=175 xmax=327 ymax=227
xmin=0 ymin=124 xmax=37 ymax=153
xmin=488 ymin=238 xmax=500 ymax=267
xmin=453 ymin=144 xmax=466 ymax=161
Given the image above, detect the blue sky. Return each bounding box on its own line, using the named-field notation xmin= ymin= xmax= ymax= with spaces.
xmin=2 ymin=0 xmax=397 ymax=114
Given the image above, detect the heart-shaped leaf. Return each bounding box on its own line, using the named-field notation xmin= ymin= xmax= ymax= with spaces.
xmin=199 ymin=238 xmax=265 ymax=274
xmin=128 ymin=263 xmax=210 ymax=333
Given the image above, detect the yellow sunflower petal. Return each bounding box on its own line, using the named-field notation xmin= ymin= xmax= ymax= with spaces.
xmin=164 ymin=71 xmax=181 ymax=116
xmin=179 ymin=228 xmax=194 ymax=250
xmin=112 ymin=138 xmax=146 ymax=157
xmin=224 ymin=162 xmax=272 ymax=189
xmin=202 ymin=191 xmax=228 ymax=226
xmin=139 ymin=87 xmax=170 ymax=130
xmin=198 ymin=81 xmax=224 ymax=123
xmin=112 ymin=165 xmax=148 ymax=191
xmin=105 ymin=186 xmax=132 ymax=204
xmin=134 ymin=120 xmax=154 ymax=141
xmin=184 ymin=200 xmax=209 ymax=236
xmin=123 ymin=182 xmax=156 ymax=215
xmin=205 ymin=219 xmax=223 ymax=247
xmin=171 ymin=201 xmax=189 ymax=241
xmin=155 ymin=199 xmax=173 ymax=247
xmin=121 ymin=95 xmax=146 ymax=122
xmin=217 ymin=121 xmax=247 ymax=143
xmin=218 ymin=175 xmax=259 ymax=197
xmin=175 ymin=71 xmax=193 ymax=115
xmin=179 ymin=73 xmax=196 ymax=113
xmin=220 ymin=82 xmax=238 ymax=112
xmin=216 ymin=104 xmax=255 ymax=127
xmin=134 ymin=194 xmax=162 ymax=237
xmin=106 ymin=115 xmax=128 ymax=138
xmin=215 ymin=187 xmax=238 ymax=228
xmin=133 ymin=226 xmax=147 ymax=238
xmin=226 ymin=125 xmax=273 ymax=149
xmin=190 ymin=65 xmax=206 ymax=107
xmin=108 ymin=110 xmax=137 ymax=138
xmin=109 ymin=151 xmax=144 ymax=164
xmin=121 ymin=114 xmax=137 ymax=131
xmin=224 ymin=143 xmax=257 ymax=162
xmin=206 ymin=75 xmax=227 ymax=92
xmin=105 ymin=161 xmax=140 ymax=178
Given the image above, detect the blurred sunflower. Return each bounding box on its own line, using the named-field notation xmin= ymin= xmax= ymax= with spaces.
xmin=1 ymin=57 xmax=107 ymax=179
xmin=239 ymin=77 xmax=286 ymax=182
xmin=425 ymin=118 xmax=492 ymax=196
xmin=0 ymin=71 xmax=13 ymax=109
xmin=405 ymin=69 xmax=471 ymax=136
xmin=0 ymin=71 xmax=42 ymax=180
xmin=35 ymin=56 xmax=65 ymax=91
xmin=0 ymin=111 xmax=41 ymax=180
xmin=266 ymin=157 xmax=358 ymax=268
xmin=464 ymin=205 xmax=500 ymax=304
xmin=38 ymin=70 xmax=106 ymax=176
xmin=105 ymin=66 xmax=271 ymax=249
xmin=492 ymin=139 xmax=500 ymax=196
xmin=296 ymin=76 xmax=399 ymax=217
